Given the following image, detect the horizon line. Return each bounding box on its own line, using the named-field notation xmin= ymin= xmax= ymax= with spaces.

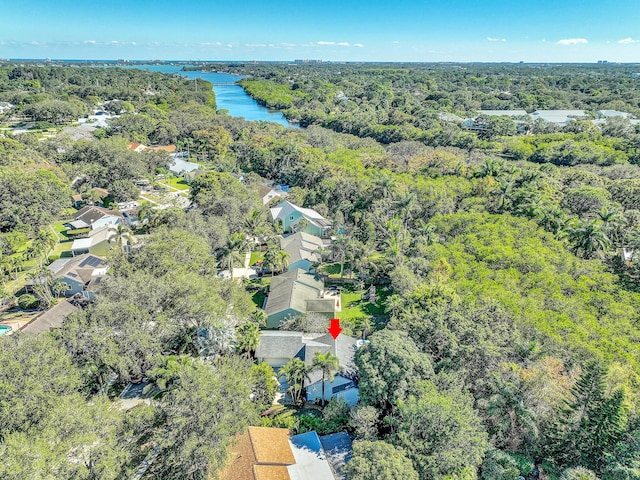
xmin=3 ymin=58 xmax=640 ymax=65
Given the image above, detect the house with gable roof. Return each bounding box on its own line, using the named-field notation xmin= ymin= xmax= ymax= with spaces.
xmin=264 ymin=269 xmax=339 ymax=328
xmin=68 ymin=205 xmax=122 ymax=231
xmin=25 ymin=253 xmax=108 ymax=299
xmin=220 ymin=426 xmax=338 ymax=480
xmin=256 ymin=330 xmax=361 ymax=406
xmin=281 ymin=232 xmax=324 ymax=272
xmin=270 ymin=201 xmax=332 ymax=238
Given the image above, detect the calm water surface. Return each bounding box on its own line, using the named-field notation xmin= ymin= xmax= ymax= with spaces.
xmin=125 ymin=64 xmax=294 ymax=127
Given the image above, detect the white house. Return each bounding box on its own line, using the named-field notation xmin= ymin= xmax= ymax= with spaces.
xmin=69 ymin=205 xmax=122 ymax=231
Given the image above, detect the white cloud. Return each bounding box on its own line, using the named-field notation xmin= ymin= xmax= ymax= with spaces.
xmin=83 ymin=40 xmax=96 ymax=44
xmin=280 ymin=42 xmax=296 ymax=47
xmin=245 ymin=43 xmax=267 ymax=47
xmin=487 ymin=37 xmax=506 ymax=42
xmin=557 ymin=38 xmax=588 ymax=45
xmin=618 ymin=37 xmax=638 ymax=44
xmin=314 ymin=41 xmax=361 ymax=47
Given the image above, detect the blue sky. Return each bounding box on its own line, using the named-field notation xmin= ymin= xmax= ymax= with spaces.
xmin=2 ymin=0 xmax=640 ymax=62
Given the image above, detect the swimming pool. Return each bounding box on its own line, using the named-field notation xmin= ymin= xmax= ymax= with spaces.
xmin=0 ymin=325 xmax=12 ymax=336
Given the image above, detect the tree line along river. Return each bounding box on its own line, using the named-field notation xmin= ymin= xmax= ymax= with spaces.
xmin=124 ymin=64 xmax=295 ymax=127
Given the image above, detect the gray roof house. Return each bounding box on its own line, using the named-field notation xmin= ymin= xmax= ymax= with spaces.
xmin=69 ymin=205 xmax=123 ymax=230
xmin=264 ymin=269 xmax=339 ymax=328
xmin=256 ymin=330 xmax=362 ymax=406
xmin=25 ymin=254 xmax=108 ymax=299
xmin=281 ymin=232 xmax=324 ymax=272
xmin=20 ymin=300 xmax=79 ymax=334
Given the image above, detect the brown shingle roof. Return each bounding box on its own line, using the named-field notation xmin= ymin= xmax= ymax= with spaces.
xmin=249 ymin=427 xmax=295 ymax=466
xmin=220 ymin=432 xmax=258 ymax=480
xmin=220 ymin=427 xmax=295 ymax=480
xmin=254 ymin=465 xmax=290 ymax=480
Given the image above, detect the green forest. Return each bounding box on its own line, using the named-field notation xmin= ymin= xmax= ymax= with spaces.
xmin=1 ymin=62 xmax=640 ymax=480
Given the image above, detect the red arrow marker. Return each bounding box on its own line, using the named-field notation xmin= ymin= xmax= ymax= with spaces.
xmin=327 ymin=318 xmax=342 ymax=340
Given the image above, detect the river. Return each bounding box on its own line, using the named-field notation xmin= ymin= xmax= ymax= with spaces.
xmin=124 ymin=64 xmax=295 ymax=127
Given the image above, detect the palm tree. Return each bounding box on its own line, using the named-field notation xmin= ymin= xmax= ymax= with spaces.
xmin=244 ymin=209 xmax=266 ymax=239
xmin=279 ymin=358 xmax=310 ymax=405
xmin=137 ymin=201 xmax=153 ymax=228
xmin=594 ymin=207 xmax=625 ymax=244
xmin=26 ymin=266 xmax=54 ymax=308
xmin=221 ymin=233 xmax=247 ymax=279
xmin=474 ymin=157 xmax=504 ymax=178
xmin=278 ymin=250 xmax=290 ymax=274
xmin=235 ymin=322 xmax=259 ymax=358
xmin=312 ymin=351 xmax=340 ymax=407
xmin=566 ymin=220 xmax=611 ymax=259
xmin=30 ymin=229 xmax=56 ymax=268
xmin=108 ymin=224 xmax=135 ymax=254
xmin=491 ymin=177 xmax=515 ymax=212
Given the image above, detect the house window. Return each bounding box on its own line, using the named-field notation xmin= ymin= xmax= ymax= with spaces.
xmin=289 ymin=215 xmax=295 ymax=221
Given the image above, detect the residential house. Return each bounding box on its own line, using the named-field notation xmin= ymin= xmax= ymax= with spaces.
xmin=281 ymin=232 xmax=323 ymax=272
xmin=70 ymin=225 xmax=116 ymax=257
xmin=256 ymin=330 xmax=361 ymax=406
xmin=270 ymin=201 xmax=332 ymax=238
xmin=68 ymin=205 xmax=122 ymax=230
xmin=128 ymin=142 xmax=147 ymax=153
xmin=259 ymin=184 xmax=289 ymax=205
xmin=168 ymin=157 xmax=201 ymax=176
xmin=264 ymin=269 xmax=339 ymax=328
xmin=128 ymin=142 xmax=177 ymax=154
xmin=25 ymin=254 xmax=108 ymax=299
xmin=20 ymin=300 xmax=79 ymax=334
xmin=220 ymin=426 xmax=336 ymax=480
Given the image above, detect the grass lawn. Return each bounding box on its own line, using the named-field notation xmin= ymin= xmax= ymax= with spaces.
xmin=337 ymin=284 xmax=390 ymax=333
xmin=50 ymin=240 xmax=74 ymax=261
xmin=249 ymin=250 xmax=265 ymax=266
xmin=160 ymin=177 xmax=190 ymax=191
xmin=246 ymin=277 xmax=270 ymax=309
xmin=319 ymin=262 xmax=351 ymax=277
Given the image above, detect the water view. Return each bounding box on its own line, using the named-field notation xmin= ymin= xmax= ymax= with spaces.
xmin=126 ymin=64 xmax=294 ymax=127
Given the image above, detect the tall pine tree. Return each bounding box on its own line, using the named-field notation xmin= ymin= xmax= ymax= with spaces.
xmin=546 ymin=360 xmax=627 ymax=473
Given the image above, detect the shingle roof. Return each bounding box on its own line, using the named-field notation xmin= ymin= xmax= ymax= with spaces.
xmin=249 ymin=427 xmax=296 ymax=466
xmin=20 ymin=300 xmax=79 ymax=334
xmin=281 ymin=232 xmax=323 ymax=267
xmin=26 ymin=254 xmax=107 ymax=287
xmin=74 ymin=205 xmax=122 ymax=225
xmin=256 ymin=331 xmax=305 ymax=360
xmin=265 ymin=269 xmax=325 ymax=317
xmin=257 ymin=330 xmax=359 ymax=376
